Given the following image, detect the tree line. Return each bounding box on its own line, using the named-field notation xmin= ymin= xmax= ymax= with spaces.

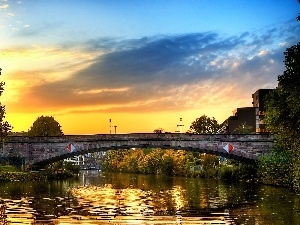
xmin=258 ymin=42 xmax=300 ymax=191
xmin=257 ymin=4 xmax=300 ymax=191
xmin=101 ymin=148 xmax=255 ymax=181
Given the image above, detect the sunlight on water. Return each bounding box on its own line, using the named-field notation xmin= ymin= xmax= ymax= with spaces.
xmin=170 ymin=185 xmax=185 ymax=211
xmin=68 ymin=184 xmax=233 ymax=224
xmin=0 ymin=183 xmax=233 ymax=225
xmin=1 ymin=198 xmax=35 ymax=224
xmin=1 ymin=172 xmax=299 ymax=224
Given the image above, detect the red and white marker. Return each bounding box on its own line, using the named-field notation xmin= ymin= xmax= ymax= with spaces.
xmin=66 ymin=143 xmax=76 ymax=152
xmin=223 ymin=143 xmax=234 ymax=153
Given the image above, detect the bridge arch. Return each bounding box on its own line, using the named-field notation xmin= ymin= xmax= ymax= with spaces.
xmin=33 ymin=145 xmax=258 ymax=168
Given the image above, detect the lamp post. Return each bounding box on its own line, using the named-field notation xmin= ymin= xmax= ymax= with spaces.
xmin=177 ymin=118 xmax=184 ymax=133
xmin=109 ymin=119 xmax=112 ymax=134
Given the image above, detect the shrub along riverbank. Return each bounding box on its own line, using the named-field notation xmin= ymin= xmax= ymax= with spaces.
xmin=101 ymin=148 xmax=257 ymax=181
xmin=0 ymin=162 xmax=80 ymax=181
xmin=101 ymin=147 xmax=298 ymax=190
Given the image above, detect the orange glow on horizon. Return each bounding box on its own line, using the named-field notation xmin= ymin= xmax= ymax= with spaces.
xmin=0 ymin=32 xmax=257 ymax=136
xmin=6 ymin=108 xmax=234 ymax=135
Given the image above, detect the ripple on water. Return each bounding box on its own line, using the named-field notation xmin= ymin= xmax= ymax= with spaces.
xmin=0 ymin=184 xmax=235 ymax=224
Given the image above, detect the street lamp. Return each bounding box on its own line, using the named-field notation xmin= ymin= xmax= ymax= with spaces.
xmin=177 ymin=118 xmax=184 ymax=133
xmin=109 ymin=119 xmax=112 ymax=134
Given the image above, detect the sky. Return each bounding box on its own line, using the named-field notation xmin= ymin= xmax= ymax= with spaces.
xmin=0 ymin=0 xmax=299 ymax=134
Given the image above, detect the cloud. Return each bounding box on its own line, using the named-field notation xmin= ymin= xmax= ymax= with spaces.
xmin=68 ymin=32 xmax=249 ymax=89
xmin=7 ymin=19 xmax=299 ymax=117
xmin=14 ymin=21 xmax=62 ymax=37
xmin=0 ymin=4 xmax=8 ymax=9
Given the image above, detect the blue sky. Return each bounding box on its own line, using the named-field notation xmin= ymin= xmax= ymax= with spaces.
xmin=0 ymin=0 xmax=300 ymax=134
xmin=3 ymin=1 xmax=298 ymax=43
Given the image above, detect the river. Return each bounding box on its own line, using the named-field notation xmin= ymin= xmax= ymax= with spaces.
xmin=0 ymin=171 xmax=299 ymax=224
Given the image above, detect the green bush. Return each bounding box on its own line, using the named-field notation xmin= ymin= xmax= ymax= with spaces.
xmin=44 ymin=160 xmax=80 ymax=179
xmin=0 ymin=171 xmax=47 ymax=181
xmin=257 ymin=150 xmax=291 ymax=187
xmin=101 ymin=148 xmax=257 ymax=181
xmin=0 ymin=165 xmax=19 ymax=172
xmin=219 ymin=166 xmax=234 ymax=180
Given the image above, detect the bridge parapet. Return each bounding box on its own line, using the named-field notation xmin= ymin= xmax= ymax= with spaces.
xmin=4 ymin=133 xmax=274 ymax=143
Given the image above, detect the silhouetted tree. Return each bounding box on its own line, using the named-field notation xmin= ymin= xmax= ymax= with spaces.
xmin=0 ymin=68 xmax=12 ymax=143
xmin=189 ymin=115 xmax=220 ymax=134
xmin=153 ymin=128 xmax=165 ymax=133
xmin=28 ymin=116 xmax=63 ymax=136
xmin=263 ymin=42 xmax=300 ymax=190
xmin=265 ymin=42 xmax=300 ymax=148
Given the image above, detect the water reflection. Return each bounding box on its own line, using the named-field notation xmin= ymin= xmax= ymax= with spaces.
xmin=0 ymin=171 xmax=299 ymax=224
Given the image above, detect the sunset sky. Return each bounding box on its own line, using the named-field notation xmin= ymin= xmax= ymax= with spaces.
xmin=1 ymin=0 xmax=299 ymax=134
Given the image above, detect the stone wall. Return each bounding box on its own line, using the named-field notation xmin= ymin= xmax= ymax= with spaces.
xmin=1 ymin=134 xmax=274 ymax=165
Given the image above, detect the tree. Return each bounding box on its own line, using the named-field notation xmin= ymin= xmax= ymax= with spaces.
xmin=0 ymin=68 xmax=12 ymax=143
xmin=263 ymin=42 xmax=300 ymax=190
xmin=265 ymin=42 xmax=300 ymax=146
xmin=264 ymin=1 xmax=300 ymax=134
xmin=28 ymin=116 xmax=64 ymax=136
xmin=234 ymin=122 xmax=253 ymax=134
xmin=259 ymin=1 xmax=300 ymax=191
xmin=153 ymin=128 xmax=165 ymax=133
xmin=189 ymin=115 xmax=220 ymax=134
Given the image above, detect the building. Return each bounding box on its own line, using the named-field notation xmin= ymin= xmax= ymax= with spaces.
xmin=220 ymin=89 xmax=272 ymax=134
xmin=252 ymin=89 xmax=272 ymax=133
xmin=224 ymin=107 xmax=257 ymax=134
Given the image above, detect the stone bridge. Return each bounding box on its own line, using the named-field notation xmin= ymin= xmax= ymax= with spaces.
xmin=1 ymin=133 xmax=274 ymax=166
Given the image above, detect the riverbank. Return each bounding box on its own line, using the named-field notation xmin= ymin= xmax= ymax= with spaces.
xmin=0 ymin=171 xmax=47 ymax=181
xmin=0 ymin=170 xmax=80 ymax=182
xmin=0 ymin=163 xmax=79 ymax=181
